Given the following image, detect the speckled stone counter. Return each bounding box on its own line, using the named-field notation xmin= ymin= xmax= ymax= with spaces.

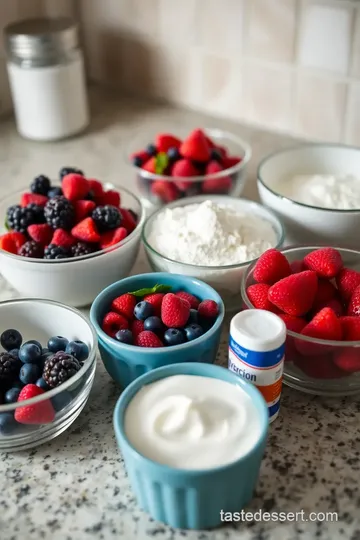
xmin=0 ymin=88 xmax=359 ymax=540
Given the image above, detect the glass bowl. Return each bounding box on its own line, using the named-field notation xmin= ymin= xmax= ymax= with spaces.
xmin=127 ymin=128 xmax=251 ymax=208
xmin=241 ymin=246 xmax=360 ymax=396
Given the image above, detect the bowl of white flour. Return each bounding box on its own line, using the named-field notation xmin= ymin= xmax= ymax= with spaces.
xmin=142 ymin=195 xmax=284 ymax=311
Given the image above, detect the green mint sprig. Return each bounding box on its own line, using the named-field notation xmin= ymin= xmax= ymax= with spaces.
xmin=155 ymin=152 xmax=169 ymax=174
xmin=129 ymin=283 xmax=172 ymax=297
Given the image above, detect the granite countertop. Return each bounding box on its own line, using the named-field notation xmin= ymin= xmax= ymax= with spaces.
xmin=0 ymin=87 xmax=359 ymax=540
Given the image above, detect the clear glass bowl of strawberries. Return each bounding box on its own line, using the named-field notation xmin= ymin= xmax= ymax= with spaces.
xmin=241 ymin=246 xmax=360 ymax=396
xmin=128 ymin=128 xmax=251 ymax=206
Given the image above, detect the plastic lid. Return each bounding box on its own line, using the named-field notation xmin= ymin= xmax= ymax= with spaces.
xmin=230 ymin=309 xmax=286 ymax=353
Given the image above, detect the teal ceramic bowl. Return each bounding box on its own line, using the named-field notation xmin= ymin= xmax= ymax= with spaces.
xmin=113 ymin=362 xmax=269 ymax=529
xmin=90 ymin=273 xmax=224 ymax=388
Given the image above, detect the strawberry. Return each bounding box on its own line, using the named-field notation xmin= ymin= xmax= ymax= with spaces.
xmin=71 ymin=217 xmax=100 ymax=243
xmin=313 ymin=298 xmax=344 ymax=318
xmin=223 ymin=156 xmax=242 ymax=169
xmin=312 ymin=279 xmax=337 ymax=310
xmin=175 ymin=291 xmax=200 ymax=309
xmin=246 ymin=284 xmax=274 ymax=311
xmin=100 ymin=227 xmax=127 ymax=249
xmin=294 ymin=354 xmax=346 ymax=379
xmin=347 ymin=285 xmax=360 ymax=316
xmin=202 ymin=175 xmax=232 ymax=194
xmin=290 ymin=260 xmax=306 ymax=274
xmin=156 ymin=133 xmax=182 ymax=152
xmin=0 ymin=232 xmax=26 ymax=254
xmin=151 ymin=180 xmax=179 ymax=203
xmin=14 ymin=384 xmax=55 ymax=424
xmin=340 ymin=316 xmax=360 ymax=341
xmin=278 ymin=314 xmax=307 ymax=362
xmin=62 ymin=173 xmax=90 ymax=201
xmin=296 ymin=307 xmax=342 ymax=356
xmin=336 ymin=268 xmax=360 ymax=303
xmin=198 ymin=299 xmax=219 ymax=319
xmin=131 ymin=319 xmax=145 ymax=339
xmin=20 ymin=193 xmax=48 ymax=207
xmin=51 ymin=228 xmax=76 ymax=249
xmin=171 ymin=159 xmax=199 ymax=191
xmin=142 ymin=157 xmax=157 ymax=173
xmin=180 ymin=129 xmax=211 ymax=162
xmin=304 ymin=247 xmax=343 ymax=278
xmin=161 ymin=293 xmax=191 ymax=328
xmin=96 ymin=190 xmax=121 ymax=207
xmin=144 ymin=293 xmax=165 ymax=316
xmin=74 ymin=200 xmax=96 ymax=222
xmin=131 ymin=150 xmax=150 ymax=165
xmin=205 ymin=135 xmax=216 ymax=149
xmin=111 ymin=293 xmax=136 ymax=320
xmin=119 ymin=208 xmax=137 ymax=233
xmin=27 ymin=224 xmax=53 ymax=245
xmin=87 ymin=179 xmax=104 ymax=197
xmin=268 ymin=270 xmax=318 ymax=316
xmin=206 ymin=160 xmax=223 ymax=175
xmin=253 ymin=249 xmax=292 ymax=285
xmin=136 ymin=330 xmax=163 ymax=348
xmin=102 ymin=311 xmax=129 ymax=337
xmin=333 ymin=348 xmax=360 ymax=373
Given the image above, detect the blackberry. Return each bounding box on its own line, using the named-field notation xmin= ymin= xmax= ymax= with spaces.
xmin=27 ymin=203 xmax=46 ymax=224
xmin=71 ymin=242 xmax=94 ymax=258
xmin=47 ymin=187 xmax=63 ymax=198
xmin=92 ymin=205 xmax=121 ymax=232
xmin=18 ymin=240 xmax=43 ymax=258
xmin=0 ymin=352 xmax=19 ymax=384
xmin=44 ymin=196 xmax=75 ymax=230
xmin=59 ymin=166 xmax=84 ymax=181
xmin=44 ymin=244 xmax=69 ymax=260
xmin=6 ymin=205 xmax=36 ymax=233
xmin=30 ymin=175 xmax=51 ymax=195
xmin=43 ymin=351 xmax=81 ymax=388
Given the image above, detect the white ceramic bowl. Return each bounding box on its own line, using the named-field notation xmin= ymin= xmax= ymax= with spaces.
xmin=0 ymin=186 xmax=145 ymax=307
xmin=258 ymin=144 xmax=360 ymax=248
xmin=0 ymin=298 xmax=97 ymax=451
xmin=142 ymin=195 xmax=285 ymax=311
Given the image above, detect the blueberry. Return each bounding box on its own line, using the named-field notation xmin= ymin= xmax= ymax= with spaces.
xmin=210 ymin=148 xmax=223 ymax=162
xmin=187 ymin=309 xmax=199 ymax=325
xmin=65 ymin=340 xmax=89 ymax=362
xmin=134 ymin=301 xmax=154 ymax=321
xmin=48 ymin=336 xmax=69 ymax=353
xmin=47 ymin=187 xmax=63 ymax=198
xmin=19 ymin=363 xmax=41 ymax=384
xmin=184 ymin=324 xmax=204 ymax=342
xmin=0 ymin=412 xmax=17 ymax=436
xmin=4 ymin=387 xmax=21 ymax=403
xmin=25 ymin=339 xmax=42 ymax=350
xmin=132 ymin=156 xmax=143 ymax=167
xmin=115 ymin=329 xmax=133 ymax=345
xmin=0 ymin=329 xmax=22 ymax=351
xmin=39 ymin=351 xmax=52 ymax=370
xmin=146 ymin=144 xmax=157 ymax=156
xmin=167 ymin=147 xmax=180 ymax=161
xmin=144 ymin=316 xmax=164 ymax=334
xmin=51 ymin=391 xmax=72 ymax=412
xmin=164 ymin=328 xmax=186 ymax=346
xmin=19 ymin=343 xmax=42 ymax=364
xmin=36 ymin=377 xmax=50 ymax=391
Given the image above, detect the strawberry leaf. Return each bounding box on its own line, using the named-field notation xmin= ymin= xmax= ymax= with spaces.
xmin=129 ymin=283 xmax=172 ymax=297
xmin=155 ymin=152 xmax=169 ymax=174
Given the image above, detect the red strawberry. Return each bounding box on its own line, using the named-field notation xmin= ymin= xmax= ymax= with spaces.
xmin=130 ymin=150 xmax=150 ymax=165
xmin=14 ymin=384 xmax=55 ymax=424
xmin=333 ymin=348 xmax=360 ymax=372
xmin=205 ymin=135 xmax=216 ymax=148
xmin=156 ymin=133 xmax=182 ymax=152
xmin=144 ymin=293 xmax=165 ymax=316
xmin=202 ymin=175 xmax=232 ymax=194
xmin=198 ymin=299 xmax=219 ymax=319
xmin=312 ymin=279 xmax=337 ymax=310
xmin=71 ymin=217 xmax=100 ymax=243
xmin=0 ymin=232 xmax=27 ymax=254
xmin=223 ymin=156 xmax=242 ymax=169
xmin=296 ymin=307 xmax=342 ymax=356
xmin=279 ymin=314 xmax=307 ymax=362
xmin=20 ymin=193 xmax=48 ymax=207
xmin=294 ymin=354 xmax=346 ymax=379
xmin=131 ymin=319 xmax=145 ymax=339
xmin=313 ymin=298 xmax=344 ymax=318
xmin=290 ymin=260 xmax=306 ymax=274
xmin=119 ymin=208 xmax=137 ymax=233
xmin=253 ymin=249 xmax=291 ymax=285
xmin=268 ymin=270 xmax=318 ymax=316
xmin=246 ymin=284 xmax=274 ymax=311
xmin=175 ymin=291 xmax=200 ymax=309
xmin=171 ymin=159 xmax=199 ymax=191
xmin=347 ymin=285 xmax=360 ymax=316
xmin=161 ymin=293 xmax=191 ymax=328
xmin=151 ymin=180 xmax=179 ymax=203
xmin=62 ymin=173 xmax=90 ymax=201
xmin=214 ymin=144 xmax=227 ymax=159
xmin=27 ymin=224 xmax=53 ymax=245
xmin=180 ymin=129 xmax=211 ymax=162
xmin=97 ymin=190 xmax=121 ymax=207
xmin=304 ymin=247 xmax=343 ymax=278
xmin=74 ymin=200 xmax=96 ymax=222
xmin=100 ymin=227 xmax=127 ymax=249
xmin=136 ymin=330 xmax=163 ymax=348
xmin=206 ymin=160 xmax=223 ymax=174
xmin=87 ymin=179 xmax=104 ymax=197
xmin=142 ymin=157 xmax=157 ymax=173
xmin=111 ymin=293 xmax=136 ymax=320
xmin=336 ymin=268 xmax=360 ymax=303
xmin=51 ymin=228 xmax=76 ymax=248
xmin=340 ymin=316 xmax=360 ymax=341
xmin=102 ymin=311 xmax=129 ymax=337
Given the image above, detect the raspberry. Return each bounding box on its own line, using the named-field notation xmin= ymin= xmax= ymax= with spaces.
xmin=44 ymin=197 xmax=75 ymax=230
xmin=102 ymin=312 xmax=129 ymax=337
xmin=92 ymin=205 xmax=121 ymax=232
xmin=161 ymin=293 xmax=191 ymax=328
xmin=43 ymin=352 xmax=81 ymax=388
xmin=136 ymin=331 xmax=163 ymax=348
xmin=175 ymin=291 xmax=200 ymax=309
xmin=71 ymin=242 xmax=95 ymax=258
xmin=6 ymin=205 xmax=36 ymax=233
xmin=18 ymin=240 xmax=43 ymax=258
xmin=131 ymin=320 xmax=145 ymax=339
xmin=111 ymin=294 xmax=136 ymax=320
xmin=198 ymin=299 xmax=219 ymax=319
xmin=30 ymin=175 xmax=51 ymax=196
xmin=44 ymin=244 xmax=69 ymax=260
xmin=144 ymin=293 xmax=165 ymax=316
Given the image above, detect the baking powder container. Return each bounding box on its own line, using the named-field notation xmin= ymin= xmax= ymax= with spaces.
xmin=4 ymin=17 xmax=89 ymax=141
xmin=228 ymin=309 xmax=286 ymax=422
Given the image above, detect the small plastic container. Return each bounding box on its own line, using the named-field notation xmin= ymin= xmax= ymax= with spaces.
xmin=228 ymin=309 xmax=286 ymax=422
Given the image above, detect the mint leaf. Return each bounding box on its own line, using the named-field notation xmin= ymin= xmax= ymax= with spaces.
xmin=129 ymin=283 xmax=172 ymax=297
xmin=155 ymin=152 xmax=169 ymax=174
xmin=4 ymin=218 xmax=10 ymax=231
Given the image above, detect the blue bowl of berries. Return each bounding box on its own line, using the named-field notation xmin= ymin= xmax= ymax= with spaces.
xmin=0 ymin=298 xmax=97 ymax=451
xmin=129 ymin=128 xmax=251 ymax=207
xmin=90 ymin=273 xmax=224 ymax=388
xmin=0 ymin=167 xmax=144 ymax=307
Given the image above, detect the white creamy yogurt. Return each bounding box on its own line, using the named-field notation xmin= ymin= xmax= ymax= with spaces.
xmin=124 ymin=374 xmax=263 ymax=470
xmin=277 ymin=174 xmax=360 ymax=210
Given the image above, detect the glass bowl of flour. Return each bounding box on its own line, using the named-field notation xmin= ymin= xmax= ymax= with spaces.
xmin=142 ymin=195 xmax=285 ymax=311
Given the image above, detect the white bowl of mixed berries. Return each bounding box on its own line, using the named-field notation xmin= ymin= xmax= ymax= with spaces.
xmin=0 ymin=167 xmax=145 ymax=306
xmin=129 ymin=128 xmax=251 ymax=206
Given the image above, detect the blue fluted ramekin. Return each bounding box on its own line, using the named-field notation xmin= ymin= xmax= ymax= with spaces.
xmin=113 ymin=362 xmax=268 ymax=530
xmin=90 ymin=273 xmax=224 ymax=388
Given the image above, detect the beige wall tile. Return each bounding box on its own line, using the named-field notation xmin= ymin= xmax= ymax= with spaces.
xmin=196 ymin=0 xmax=244 ymax=54
xmin=295 ymin=74 xmax=347 ymax=142
xmin=351 ymin=7 xmax=360 ymax=77
xmin=158 ymin=0 xmax=197 ymax=47
xmin=242 ymin=63 xmax=293 ymax=131
xmin=345 ymin=83 xmax=360 ymax=147
xmin=246 ymin=0 xmax=296 ymax=63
